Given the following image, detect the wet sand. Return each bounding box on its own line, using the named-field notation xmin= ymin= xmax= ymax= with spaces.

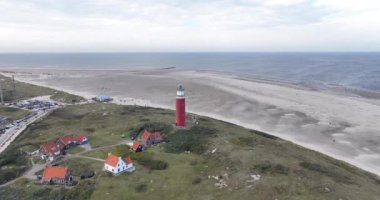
xmin=2 ymin=69 xmax=380 ymax=176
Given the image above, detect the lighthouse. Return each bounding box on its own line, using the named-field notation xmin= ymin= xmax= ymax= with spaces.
xmin=175 ymin=84 xmax=186 ymax=127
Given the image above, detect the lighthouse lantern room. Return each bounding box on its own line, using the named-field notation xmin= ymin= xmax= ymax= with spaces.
xmin=175 ymin=84 xmax=186 ymax=127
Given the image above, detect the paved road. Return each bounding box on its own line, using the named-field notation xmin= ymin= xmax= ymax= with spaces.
xmin=0 ymin=108 xmax=59 ymax=154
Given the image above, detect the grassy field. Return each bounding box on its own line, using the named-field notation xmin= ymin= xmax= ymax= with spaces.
xmin=50 ymin=91 xmax=86 ymax=104
xmin=0 ymin=106 xmax=30 ymax=122
xmin=0 ymin=74 xmax=85 ymax=104
xmin=0 ymin=102 xmax=380 ymax=199
xmin=0 ymin=74 xmax=55 ymax=103
xmin=66 ymin=146 xmax=86 ymax=154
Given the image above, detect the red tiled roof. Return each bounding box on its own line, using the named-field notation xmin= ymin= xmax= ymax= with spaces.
xmin=124 ymin=156 xmax=133 ymax=164
xmin=132 ymin=141 xmax=140 ymax=151
xmin=75 ymin=134 xmax=85 ymax=143
xmin=105 ymin=154 xmax=119 ymax=167
xmin=40 ymin=140 xmax=62 ymax=157
xmin=141 ymin=131 xmax=151 ymax=141
xmin=152 ymin=132 xmax=161 ymax=140
xmin=59 ymin=135 xmax=75 ymax=146
xmin=42 ymin=166 xmax=67 ymax=180
xmin=141 ymin=130 xmax=161 ymax=142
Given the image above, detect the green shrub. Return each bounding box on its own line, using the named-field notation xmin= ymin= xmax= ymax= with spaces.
xmin=190 ymin=160 xmax=198 ymax=166
xmin=273 ymin=164 xmax=290 ymax=175
xmin=250 ymin=130 xmax=277 ymax=140
xmin=32 ymin=188 xmax=52 ymax=199
xmin=240 ymin=137 xmax=256 ymax=147
xmin=192 ymin=177 xmax=202 ymax=185
xmin=164 ymin=126 xmax=216 ymax=154
xmin=251 ymin=162 xmax=289 ymax=175
xmin=135 ymin=183 xmax=148 ymax=193
xmin=230 ymin=138 xmax=241 ymax=145
xmin=83 ymin=127 xmax=95 ymax=133
xmin=64 ymin=180 xmax=96 ymax=200
xmin=0 ymin=149 xmax=28 ymax=166
xmin=299 ymin=161 xmax=354 ymax=184
xmin=15 ymin=178 xmax=29 ymax=186
xmin=137 ymin=157 xmax=168 ymax=170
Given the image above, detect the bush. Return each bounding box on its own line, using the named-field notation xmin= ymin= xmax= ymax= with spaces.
xmin=64 ymin=180 xmax=96 ymax=200
xmin=251 ymin=162 xmax=289 ymax=175
xmin=192 ymin=177 xmax=202 ymax=185
xmin=0 ymin=149 xmax=28 ymax=166
xmin=273 ymin=164 xmax=290 ymax=175
xmin=299 ymin=161 xmax=354 ymax=184
xmin=190 ymin=160 xmax=198 ymax=166
xmin=164 ymin=126 xmax=216 ymax=154
xmin=137 ymin=157 xmax=168 ymax=170
xmin=0 ymin=171 xmax=18 ymax=184
xmin=240 ymin=137 xmax=256 ymax=147
xmin=83 ymin=128 xmax=95 ymax=133
xmin=16 ymin=178 xmax=29 ymax=186
xmin=250 ymin=130 xmax=277 ymax=140
xmin=135 ymin=184 xmax=148 ymax=193
xmin=32 ymin=188 xmax=52 ymax=199
xmin=230 ymin=138 xmax=241 ymax=145
xmin=99 ymin=171 xmax=113 ymax=177
xmin=252 ymin=162 xmax=272 ymax=173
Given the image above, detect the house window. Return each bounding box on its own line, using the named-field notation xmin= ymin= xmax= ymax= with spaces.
xmin=112 ymin=169 xmax=114 ymax=172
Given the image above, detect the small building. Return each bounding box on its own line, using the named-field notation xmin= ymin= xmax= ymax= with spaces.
xmin=104 ymin=153 xmax=135 ymax=175
xmin=93 ymin=95 xmax=113 ymax=102
xmin=141 ymin=130 xmax=162 ymax=147
xmin=41 ymin=166 xmax=73 ymax=185
xmin=58 ymin=135 xmax=76 ymax=149
xmin=131 ymin=141 xmax=144 ymax=152
xmin=40 ymin=141 xmax=64 ymax=162
xmin=75 ymin=134 xmax=89 ymax=145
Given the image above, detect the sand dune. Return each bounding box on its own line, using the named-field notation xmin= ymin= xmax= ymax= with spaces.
xmin=3 ymin=69 xmax=380 ymax=176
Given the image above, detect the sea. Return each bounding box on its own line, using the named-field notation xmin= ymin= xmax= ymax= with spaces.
xmin=0 ymin=52 xmax=379 ymax=92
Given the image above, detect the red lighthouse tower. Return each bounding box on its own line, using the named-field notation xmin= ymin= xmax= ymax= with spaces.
xmin=175 ymin=84 xmax=186 ymax=127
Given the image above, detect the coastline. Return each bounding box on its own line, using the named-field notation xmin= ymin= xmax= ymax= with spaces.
xmin=2 ymin=69 xmax=380 ymax=177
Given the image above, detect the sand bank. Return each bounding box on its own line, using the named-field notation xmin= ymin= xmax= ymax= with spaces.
xmin=2 ymin=69 xmax=380 ymax=176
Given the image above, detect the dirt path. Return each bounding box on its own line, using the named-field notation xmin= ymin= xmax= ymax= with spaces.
xmin=74 ymin=155 xmax=105 ymax=162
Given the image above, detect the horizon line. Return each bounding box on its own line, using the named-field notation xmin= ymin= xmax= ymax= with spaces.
xmin=0 ymin=51 xmax=380 ymax=54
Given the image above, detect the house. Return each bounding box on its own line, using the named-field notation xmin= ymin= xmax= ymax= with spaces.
xmin=131 ymin=141 xmax=144 ymax=152
xmin=41 ymin=166 xmax=73 ymax=185
xmin=40 ymin=141 xmax=64 ymax=162
xmin=58 ymin=135 xmax=76 ymax=149
xmin=104 ymin=153 xmax=135 ymax=175
xmin=141 ymin=130 xmax=162 ymax=146
xmin=75 ymin=134 xmax=88 ymax=145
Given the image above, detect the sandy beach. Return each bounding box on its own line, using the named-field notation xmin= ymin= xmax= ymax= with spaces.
xmin=2 ymin=69 xmax=380 ymax=176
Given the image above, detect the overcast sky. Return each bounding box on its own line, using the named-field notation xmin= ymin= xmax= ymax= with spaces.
xmin=0 ymin=0 xmax=379 ymax=52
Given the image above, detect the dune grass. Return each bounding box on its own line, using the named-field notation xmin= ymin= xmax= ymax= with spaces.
xmin=0 ymin=106 xmax=31 ymax=122
xmin=0 ymin=74 xmax=85 ymax=104
xmin=1 ymin=102 xmax=380 ymax=199
xmin=66 ymin=146 xmax=86 ymax=154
